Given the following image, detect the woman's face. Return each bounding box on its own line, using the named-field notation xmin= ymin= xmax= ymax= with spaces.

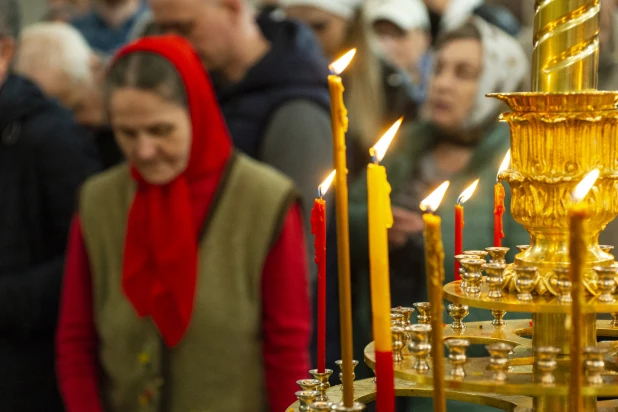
xmin=426 ymin=38 xmax=483 ymax=132
xmin=110 ymin=88 xmax=192 ymax=185
xmin=285 ymin=6 xmax=349 ymax=60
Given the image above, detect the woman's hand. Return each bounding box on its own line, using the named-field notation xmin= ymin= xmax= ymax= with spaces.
xmin=389 ymin=206 xmax=424 ymax=248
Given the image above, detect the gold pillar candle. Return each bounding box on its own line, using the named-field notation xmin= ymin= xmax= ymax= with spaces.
xmin=328 ymin=49 xmax=356 ymax=407
xmin=568 ymin=169 xmax=599 ymax=411
xmin=532 ymin=0 xmax=600 ymax=92
xmin=420 ymin=181 xmax=450 ymax=412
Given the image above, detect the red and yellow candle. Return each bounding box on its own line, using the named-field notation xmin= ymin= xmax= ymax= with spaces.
xmin=367 ymin=119 xmax=403 ymax=412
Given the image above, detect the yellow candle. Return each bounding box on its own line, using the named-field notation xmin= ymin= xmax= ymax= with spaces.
xmin=367 ymin=120 xmax=402 ymax=353
xmin=328 ymin=49 xmax=356 ymax=407
xmin=420 ymin=181 xmax=450 ymax=412
xmin=367 ymin=164 xmax=392 ymax=350
xmin=568 ymin=169 xmax=599 ymax=412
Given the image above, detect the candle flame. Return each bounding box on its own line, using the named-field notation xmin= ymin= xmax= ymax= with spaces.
xmin=420 ymin=181 xmax=450 ymax=213
xmin=371 ymin=118 xmax=403 ymax=163
xmin=318 ymin=170 xmax=336 ymax=197
xmin=329 ymin=49 xmax=356 ymax=75
xmin=457 ymin=179 xmax=480 ymax=205
xmin=497 ymin=150 xmax=511 ymax=181
xmin=572 ymin=169 xmax=600 ymax=202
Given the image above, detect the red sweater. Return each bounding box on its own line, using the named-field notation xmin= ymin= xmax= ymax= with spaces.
xmin=56 ymin=204 xmax=311 ymax=412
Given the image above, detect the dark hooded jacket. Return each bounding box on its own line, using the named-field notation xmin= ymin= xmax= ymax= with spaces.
xmin=214 ymin=13 xmax=334 ymax=295
xmin=214 ymin=13 xmax=331 ymax=158
xmin=0 ymin=74 xmax=100 ymax=411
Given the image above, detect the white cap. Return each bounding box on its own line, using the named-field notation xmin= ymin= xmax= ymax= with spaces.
xmin=368 ymin=0 xmax=430 ymax=31
xmin=281 ymin=0 xmax=362 ymax=20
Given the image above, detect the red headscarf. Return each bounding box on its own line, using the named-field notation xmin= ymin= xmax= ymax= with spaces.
xmin=112 ymin=36 xmax=232 ymax=347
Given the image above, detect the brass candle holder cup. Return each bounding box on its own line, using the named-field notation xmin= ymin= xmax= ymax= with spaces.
xmin=554 ymin=267 xmax=572 ymax=304
xmin=335 ymin=360 xmax=358 ymax=392
xmin=486 ymin=342 xmax=513 ymax=383
xmin=390 ymin=313 xmax=404 ymax=327
xmin=534 ymin=346 xmax=560 ymax=385
xmin=296 ymin=390 xmax=321 ymax=412
xmin=460 ymin=259 xmax=485 ymax=295
xmin=491 ymin=309 xmax=507 ymax=327
xmin=393 ymin=306 xmax=414 ymax=351
xmin=515 ymin=266 xmax=538 ymax=302
xmin=391 ymin=325 xmax=405 ymax=363
xmin=486 ymin=247 xmax=510 ymax=264
xmin=463 ymin=250 xmax=489 ymax=260
xmin=408 ymin=324 xmax=432 ymax=373
xmin=413 ymin=302 xmax=431 ymax=324
xmin=308 ymin=369 xmax=333 ymax=402
xmin=593 ymin=266 xmax=617 ymax=303
xmin=484 ymin=262 xmax=506 ymax=299
xmin=445 ymin=338 xmax=470 ymax=379
xmin=297 ymin=379 xmax=321 ymax=392
xmin=447 ymin=304 xmax=469 ymax=331
xmin=391 ymin=306 xmax=414 ymax=326
xmin=308 ymin=401 xmax=333 ymax=412
xmin=584 ymin=346 xmax=609 ymax=385
xmin=455 ymin=254 xmax=471 ymax=290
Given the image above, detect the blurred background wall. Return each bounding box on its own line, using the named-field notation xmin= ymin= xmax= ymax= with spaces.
xmin=19 ymin=0 xmax=47 ymax=25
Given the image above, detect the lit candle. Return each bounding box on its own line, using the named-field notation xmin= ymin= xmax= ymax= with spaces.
xmin=328 ymin=48 xmax=356 ymax=407
xmin=367 ymin=119 xmax=403 ymax=412
xmin=311 ymin=170 xmax=335 ymax=373
xmin=569 ymin=169 xmax=599 ymax=412
xmin=454 ymin=180 xmax=479 ymax=281
xmin=420 ymin=181 xmax=450 ymax=412
xmin=494 ymin=150 xmax=510 ymax=247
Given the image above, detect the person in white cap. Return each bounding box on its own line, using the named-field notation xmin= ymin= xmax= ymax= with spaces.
xmin=368 ymin=0 xmax=431 ymax=104
xmin=423 ymin=0 xmax=521 ymax=42
xmin=283 ymin=0 xmax=417 ymax=179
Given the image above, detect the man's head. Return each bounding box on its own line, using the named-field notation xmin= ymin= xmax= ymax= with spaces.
xmin=369 ymin=0 xmax=430 ymax=77
xmin=0 ymin=0 xmax=20 ymax=82
xmin=14 ymin=23 xmax=104 ymax=125
xmin=149 ymin=0 xmax=255 ymax=72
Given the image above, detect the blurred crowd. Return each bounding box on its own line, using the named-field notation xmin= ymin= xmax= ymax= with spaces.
xmin=2 ymin=0 xmax=618 ymax=411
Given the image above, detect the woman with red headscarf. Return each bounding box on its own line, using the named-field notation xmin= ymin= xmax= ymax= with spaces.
xmin=56 ymin=35 xmax=311 ymax=412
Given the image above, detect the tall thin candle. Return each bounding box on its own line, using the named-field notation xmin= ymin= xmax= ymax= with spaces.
xmin=454 ymin=180 xmax=479 ymax=281
xmin=568 ymin=169 xmax=599 ymax=412
xmin=420 ymin=181 xmax=450 ymax=412
xmin=494 ymin=150 xmax=510 ymax=247
xmin=328 ymin=49 xmax=356 ymax=407
xmin=311 ymin=170 xmax=335 ymax=373
xmin=367 ymin=119 xmax=402 ymax=412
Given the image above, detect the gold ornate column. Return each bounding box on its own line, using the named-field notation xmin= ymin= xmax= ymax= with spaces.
xmin=498 ymin=2 xmax=613 ymax=411
xmin=532 ymin=0 xmax=600 ymax=92
xmin=498 ymin=0 xmax=618 ymax=297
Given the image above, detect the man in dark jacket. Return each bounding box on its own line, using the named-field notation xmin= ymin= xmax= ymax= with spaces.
xmin=149 ymin=0 xmax=333 ymax=253
xmin=0 ymin=0 xmax=101 ymax=410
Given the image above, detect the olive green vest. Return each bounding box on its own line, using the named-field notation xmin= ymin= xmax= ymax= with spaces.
xmin=79 ymin=154 xmax=296 ymax=412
